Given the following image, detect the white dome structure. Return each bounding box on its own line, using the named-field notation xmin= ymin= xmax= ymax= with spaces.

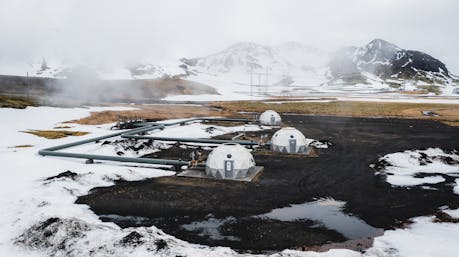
xmin=205 ymin=143 xmax=256 ymax=179
xmin=271 ymin=127 xmax=309 ymax=154
xmin=259 ymin=110 xmax=282 ymax=125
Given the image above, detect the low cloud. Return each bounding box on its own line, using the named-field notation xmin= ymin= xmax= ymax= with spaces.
xmin=0 ymin=0 xmax=458 ymax=73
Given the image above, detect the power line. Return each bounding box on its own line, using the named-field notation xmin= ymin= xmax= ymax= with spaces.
xmin=249 ymin=66 xmax=270 ymax=96
xmin=258 ymin=73 xmax=261 ymax=95
xmin=265 ymin=66 xmax=269 ymax=94
xmin=250 ymin=66 xmax=253 ymax=96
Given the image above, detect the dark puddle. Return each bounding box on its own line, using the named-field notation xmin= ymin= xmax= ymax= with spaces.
xmin=258 ymin=198 xmax=383 ymax=240
xmin=99 ymin=198 xmax=382 ymax=253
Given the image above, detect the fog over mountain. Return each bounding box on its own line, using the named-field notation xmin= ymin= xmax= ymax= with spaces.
xmin=177 ymin=39 xmax=457 ymax=96
xmin=0 ymin=0 xmax=458 ymax=74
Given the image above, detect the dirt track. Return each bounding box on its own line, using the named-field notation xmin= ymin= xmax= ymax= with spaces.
xmin=76 ymin=115 xmax=459 ymax=252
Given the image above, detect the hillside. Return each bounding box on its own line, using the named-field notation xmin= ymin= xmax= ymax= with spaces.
xmin=1 ymin=39 xmax=458 ymax=99
xmin=327 ymin=39 xmax=456 ymax=94
xmin=0 ymin=75 xmax=217 ymax=104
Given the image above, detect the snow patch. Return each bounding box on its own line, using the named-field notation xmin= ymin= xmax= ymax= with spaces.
xmin=372 ymin=148 xmax=459 ymax=188
xmin=366 ymin=211 xmax=459 ymax=257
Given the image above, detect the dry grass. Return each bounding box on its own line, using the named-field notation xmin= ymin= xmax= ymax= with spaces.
xmin=22 ymin=130 xmax=89 ymax=139
xmin=0 ymin=94 xmax=37 ymax=109
xmin=212 ymin=101 xmax=459 ymax=126
xmin=9 ymin=144 xmax=34 ymax=148
xmin=68 ymin=101 xmax=459 ymax=127
xmin=53 ymin=125 xmax=72 ymax=129
xmin=399 ymin=90 xmax=429 ymax=95
xmin=70 ymin=104 xmax=239 ymax=125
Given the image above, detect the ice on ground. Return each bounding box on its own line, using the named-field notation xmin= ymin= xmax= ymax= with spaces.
xmin=1 ymin=106 xmax=136 ymax=149
xmin=309 ymin=140 xmax=331 ymax=149
xmin=182 ymin=216 xmax=239 ymax=241
xmin=454 ymin=179 xmax=459 ymax=194
xmin=164 ymin=87 xmax=459 ymax=103
xmin=372 ymin=148 xmax=459 ymax=188
xmin=148 ymin=122 xmax=266 ymax=139
xmin=387 ymin=175 xmax=446 ymax=187
xmin=271 ymin=249 xmax=363 ymax=257
xmin=259 ymin=199 xmax=383 ymax=240
xmin=366 ymin=213 xmax=459 ymax=257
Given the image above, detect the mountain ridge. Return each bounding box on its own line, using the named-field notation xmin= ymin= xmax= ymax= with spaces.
xmin=1 ymin=39 xmax=457 ymax=95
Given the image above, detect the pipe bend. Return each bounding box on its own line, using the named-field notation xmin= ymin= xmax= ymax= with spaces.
xmin=38 ymin=116 xmax=256 ymax=168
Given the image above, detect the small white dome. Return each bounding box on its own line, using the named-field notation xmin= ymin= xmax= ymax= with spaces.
xmin=259 ymin=110 xmax=282 ymax=125
xmin=271 ymin=127 xmax=309 ymax=153
xmin=206 ymin=143 xmax=256 ymax=179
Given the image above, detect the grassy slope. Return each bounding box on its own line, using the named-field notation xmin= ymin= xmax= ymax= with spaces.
xmin=21 ymin=130 xmax=89 ymax=139
xmin=0 ymin=75 xmax=218 ymax=103
xmin=0 ymin=95 xmax=38 ymax=109
xmin=212 ymin=101 xmax=459 ymax=126
xmin=67 ymin=100 xmax=459 ymax=127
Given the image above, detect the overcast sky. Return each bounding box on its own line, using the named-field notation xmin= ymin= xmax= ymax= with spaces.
xmin=1 ymin=0 xmax=458 ymax=73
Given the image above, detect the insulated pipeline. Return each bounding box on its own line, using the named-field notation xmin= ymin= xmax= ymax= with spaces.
xmin=38 ymin=117 xmax=256 ymax=168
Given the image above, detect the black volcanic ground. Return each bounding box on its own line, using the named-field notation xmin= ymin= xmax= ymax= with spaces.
xmin=76 ymin=115 xmax=459 ymax=252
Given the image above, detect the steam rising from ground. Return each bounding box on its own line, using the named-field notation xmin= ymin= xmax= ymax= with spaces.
xmin=44 ymin=75 xmax=218 ymax=105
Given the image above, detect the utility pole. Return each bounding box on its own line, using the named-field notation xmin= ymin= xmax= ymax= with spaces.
xmin=258 ymin=73 xmax=261 ymax=96
xmin=26 ymin=72 xmax=30 ymax=98
xmin=265 ymin=66 xmax=269 ymax=94
xmin=249 ymin=66 xmax=271 ymax=96
xmin=250 ymin=66 xmax=253 ymax=96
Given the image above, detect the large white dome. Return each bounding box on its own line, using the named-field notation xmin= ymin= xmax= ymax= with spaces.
xmin=206 ymin=143 xmax=256 ymax=179
xmin=271 ymin=127 xmax=310 ymax=153
xmin=259 ymin=110 xmax=282 ymax=125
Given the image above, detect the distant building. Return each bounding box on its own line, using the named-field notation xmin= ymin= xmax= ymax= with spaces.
xmin=271 ymin=127 xmax=309 ymax=154
xmin=453 ymin=87 xmax=459 ymax=94
xmin=259 ymin=110 xmax=282 ymax=125
xmin=205 ymin=143 xmax=256 ymax=179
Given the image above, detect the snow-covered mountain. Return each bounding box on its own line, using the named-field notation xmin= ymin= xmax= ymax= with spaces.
xmin=2 ymin=58 xmax=183 ymax=80
xmin=327 ymin=39 xmax=456 ymax=92
xmin=180 ymin=42 xmax=328 ymax=87
xmin=180 ymin=39 xmax=459 ymax=95
xmin=1 ymin=39 xmax=457 ymax=97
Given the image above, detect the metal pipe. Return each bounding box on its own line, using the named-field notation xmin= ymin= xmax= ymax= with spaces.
xmin=122 ymin=135 xmax=258 ymax=145
xmin=39 ymin=150 xmax=188 ymax=166
xmin=232 ymin=133 xmax=244 ymax=140
xmin=38 ymin=117 xmax=256 ymax=169
xmin=39 ymin=124 xmax=165 ymax=152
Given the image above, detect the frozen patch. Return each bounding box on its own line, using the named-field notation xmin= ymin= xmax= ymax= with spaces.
xmin=371 ymin=148 xmax=459 ymax=190
xmin=309 ymin=140 xmax=332 ymax=149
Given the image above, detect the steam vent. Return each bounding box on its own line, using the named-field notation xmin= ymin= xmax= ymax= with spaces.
xmin=271 ymin=127 xmax=309 ymax=154
xmin=259 ymin=110 xmax=282 ymax=125
xmin=206 ymin=143 xmax=257 ymax=179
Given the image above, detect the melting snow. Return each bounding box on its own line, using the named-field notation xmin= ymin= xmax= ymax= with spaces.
xmin=367 ymin=211 xmax=459 ymax=257
xmin=1 ymin=106 xmax=352 ymax=257
xmin=372 ymin=148 xmax=459 ymax=188
xmin=182 ymin=216 xmax=239 ymax=241
xmin=2 ymin=106 xmax=459 ymax=257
